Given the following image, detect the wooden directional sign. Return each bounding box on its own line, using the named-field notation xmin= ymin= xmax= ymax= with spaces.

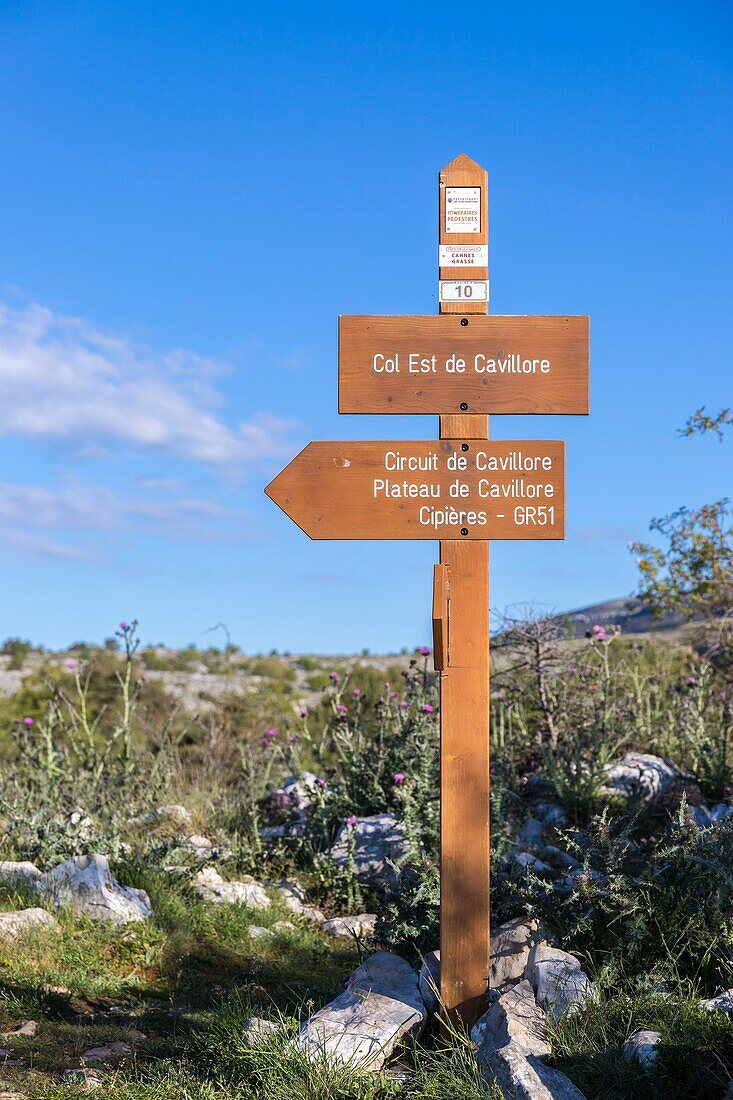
xmin=339 ymin=314 xmax=589 ymax=415
xmin=265 ymin=152 xmax=589 ymax=1031
xmin=265 ymin=440 xmax=564 ymax=540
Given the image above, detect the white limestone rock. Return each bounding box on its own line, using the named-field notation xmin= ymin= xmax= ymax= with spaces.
xmin=492 ymin=918 xmax=548 ymax=993
xmin=81 ymin=1040 xmax=133 ymax=1064
xmin=1 ymin=1020 xmax=38 ymax=1038
xmin=539 ymin=846 xmax=582 ymax=872
xmin=420 ymin=918 xmax=548 ymax=1015
xmin=514 ymin=852 xmax=555 ymax=874
xmin=702 ymin=990 xmax=733 ymax=1013
xmin=294 ymin=951 xmax=425 ymax=1071
xmin=194 ymin=868 xmax=270 ymax=909
xmin=0 ymin=908 xmax=59 ymax=942
xmin=61 ymin=1068 xmax=102 ymax=1091
xmin=329 ymin=815 xmax=409 ymax=888
xmin=271 ymin=878 xmax=308 ymax=912
xmin=489 ymin=1043 xmax=588 ymax=1099
xmin=604 ymin=753 xmax=684 ymax=801
xmin=525 ymin=946 xmax=592 ymax=1023
xmin=419 ymin=950 xmax=440 ymax=1014
xmin=517 ymin=818 xmax=546 ymax=849
xmin=623 ymin=1029 xmax=660 ymax=1067
xmin=128 ymin=804 xmax=192 ymax=830
xmin=322 ymin=914 xmax=377 ymax=939
xmin=0 ymin=862 xmax=44 ymax=892
xmin=472 ymin=980 xmax=551 ymax=1059
xmin=535 ymin=803 xmax=568 ymax=828
xmin=242 ymin=1016 xmax=280 ymax=1046
xmin=43 ymin=854 xmax=152 ymax=925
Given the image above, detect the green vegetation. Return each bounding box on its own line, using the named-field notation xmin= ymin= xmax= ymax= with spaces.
xmin=0 ymin=412 xmax=731 ymax=1096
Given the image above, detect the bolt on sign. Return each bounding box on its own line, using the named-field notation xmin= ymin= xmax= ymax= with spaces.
xmin=265 ymin=154 xmax=590 ymax=1029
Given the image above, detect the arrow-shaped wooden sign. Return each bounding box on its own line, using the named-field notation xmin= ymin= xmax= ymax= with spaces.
xmin=339 ymin=314 xmax=589 ymax=415
xmin=265 ymin=439 xmax=565 ymax=540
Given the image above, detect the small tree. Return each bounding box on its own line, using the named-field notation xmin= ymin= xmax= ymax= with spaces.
xmin=631 ymin=408 xmax=733 ymax=668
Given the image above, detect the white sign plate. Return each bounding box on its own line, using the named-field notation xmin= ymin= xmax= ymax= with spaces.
xmin=439 ymin=280 xmax=489 ymax=302
xmin=439 ymin=244 xmax=488 ymax=267
xmin=445 ymin=186 xmax=481 ymax=233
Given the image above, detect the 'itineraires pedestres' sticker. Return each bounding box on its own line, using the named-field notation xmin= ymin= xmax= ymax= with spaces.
xmin=445 ymin=187 xmax=481 ymax=233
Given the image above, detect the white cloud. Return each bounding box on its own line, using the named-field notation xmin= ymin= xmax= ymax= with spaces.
xmin=0 ymin=479 xmax=248 ymax=559
xmin=0 ymin=301 xmax=296 ymax=467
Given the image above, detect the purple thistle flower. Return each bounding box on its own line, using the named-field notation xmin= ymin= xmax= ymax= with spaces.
xmin=23 ymin=717 xmax=33 ymax=726
xmin=687 ymin=676 xmax=697 ymax=687
xmin=352 ymin=688 xmax=362 ymax=698
xmin=419 ymin=646 xmax=430 ymax=656
xmin=346 ymin=815 xmax=358 ymax=827
xmin=336 ymin=704 xmax=348 ymax=714
xmin=400 ymin=701 xmax=408 ymax=709
xmin=422 ymin=704 xmax=434 ymax=714
xmin=393 ymin=773 xmax=406 ymax=784
xmin=329 ymin=671 xmax=339 ymax=682
xmin=66 ymin=659 xmax=77 ymax=670
xmin=299 ymin=707 xmax=308 ymax=718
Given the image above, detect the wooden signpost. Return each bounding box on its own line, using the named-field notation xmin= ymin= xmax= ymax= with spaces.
xmin=266 ymin=153 xmax=590 ymax=1028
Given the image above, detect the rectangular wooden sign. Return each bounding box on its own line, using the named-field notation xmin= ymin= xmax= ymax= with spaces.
xmin=265 ymin=440 xmax=565 ymax=540
xmin=338 ymin=314 xmax=589 ymax=415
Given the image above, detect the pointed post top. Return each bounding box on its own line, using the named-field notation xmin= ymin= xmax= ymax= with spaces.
xmin=439 ymin=152 xmax=487 ymax=177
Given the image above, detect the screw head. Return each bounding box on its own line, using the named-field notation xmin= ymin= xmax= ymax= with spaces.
xmin=459 ymin=402 xmax=468 ymax=411
xmin=460 ymin=318 xmax=469 ymax=327
xmin=460 ymin=527 xmax=469 ymax=536
xmin=461 ymin=443 xmax=469 ymax=452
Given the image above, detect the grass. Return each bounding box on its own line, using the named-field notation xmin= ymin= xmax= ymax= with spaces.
xmin=1 ymin=622 xmax=732 ymax=1097
xmin=549 ymin=985 xmax=733 ymax=1099
xmin=0 ymin=877 xmax=500 ymax=1099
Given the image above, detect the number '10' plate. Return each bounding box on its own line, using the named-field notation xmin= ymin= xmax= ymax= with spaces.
xmin=439 ymin=280 xmax=489 ymax=302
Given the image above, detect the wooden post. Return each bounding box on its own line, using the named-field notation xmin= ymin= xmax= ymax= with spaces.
xmin=438 ymin=154 xmax=491 ymax=1028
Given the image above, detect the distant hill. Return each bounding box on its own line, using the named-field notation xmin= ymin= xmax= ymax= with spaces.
xmin=557 ymin=596 xmax=687 ymax=637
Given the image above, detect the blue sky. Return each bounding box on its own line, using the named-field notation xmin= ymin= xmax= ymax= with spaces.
xmin=0 ymin=1 xmax=730 ymax=652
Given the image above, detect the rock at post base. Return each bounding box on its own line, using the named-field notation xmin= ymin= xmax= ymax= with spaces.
xmin=490 ymin=1045 xmax=588 ymax=1099
xmin=471 ymin=980 xmax=551 ymax=1059
xmin=419 ymin=917 xmax=548 ymax=1015
xmin=419 ymin=950 xmax=441 ymax=1014
xmin=472 ymin=984 xmax=587 ymax=1099
xmin=492 ymin=917 xmax=547 ymax=992
xmin=294 ymin=950 xmax=425 ymax=1071
xmin=525 ymin=945 xmax=592 ymax=1022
